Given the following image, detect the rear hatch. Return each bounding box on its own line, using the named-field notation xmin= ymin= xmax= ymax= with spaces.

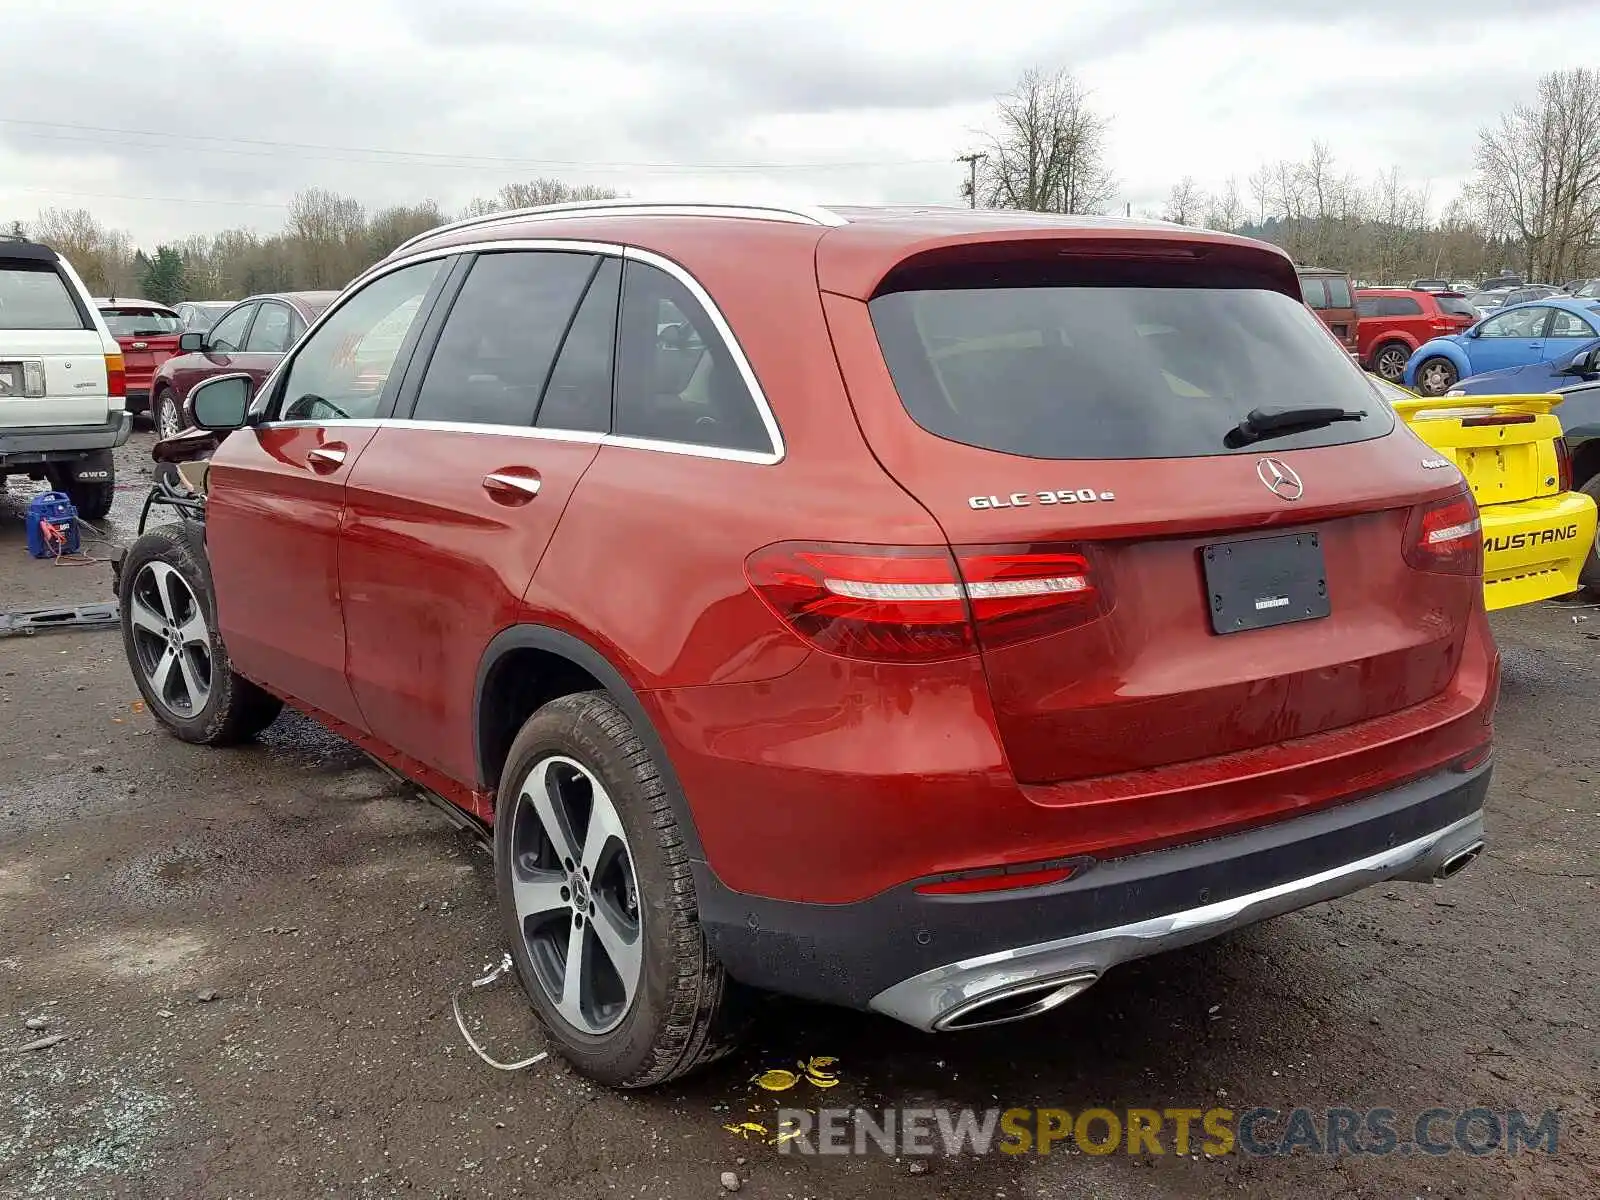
xmin=99 ymin=306 xmax=183 ymax=389
xmin=1299 ymin=271 xmax=1359 ymax=354
xmin=1383 ymin=390 xmax=1563 ymax=508
xmin=828 ymin=236 xmax=1480 ymax=785
xmin=0 ymin=248 xmax=111 ymax=428
xmin=1433 ymin=292 xmax=1480 ymax=335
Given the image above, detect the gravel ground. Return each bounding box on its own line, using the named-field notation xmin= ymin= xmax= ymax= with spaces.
xmin=1 ymin=428 xmax=1595 ymax=1199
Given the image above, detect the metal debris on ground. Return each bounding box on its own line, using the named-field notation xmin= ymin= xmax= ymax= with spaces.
xmin=752 ymin=1068 xmax=799 ymax=1091
xmin=450 ymin=952 xmax=548 ymax=1072
xmin=799 ymin=1055 xmax=839 ymax=1087
xmin=0 ymin=601 xmax=120 ymax=638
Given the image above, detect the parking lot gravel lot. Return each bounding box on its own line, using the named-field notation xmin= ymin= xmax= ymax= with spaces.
xmin=1 ymin=428 xmax=1596 ymax=1199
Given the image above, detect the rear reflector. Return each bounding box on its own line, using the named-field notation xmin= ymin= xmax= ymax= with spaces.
xmin=915 ymin=865 xmax=1077 ymax=896
xmin=746 ymin=541 xmax=1107 ymax=663
xmin=1460 ymin=412 xmax=1535 ymax=427
xmin=1403 ymin=487 xmax=1483 ymax=576
xmin=105 ymin=352 xmax=125 ymax=398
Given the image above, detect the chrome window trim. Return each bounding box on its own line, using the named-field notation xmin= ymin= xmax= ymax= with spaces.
xmin=252 ymin=237 xmax=785 ymax=465
xmin=392 ymin=200 xmax=846 ymax=257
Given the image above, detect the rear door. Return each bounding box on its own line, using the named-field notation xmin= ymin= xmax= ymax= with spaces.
xmin=825 ymin=246 xmax=1475 ymax=785
xmin=0 ymin=250 xmax=109 ymax=428
xmin=339 ymin=249 xmax=614 ymax=785
xmin=207 ymin=262 xmax=447 ymax=728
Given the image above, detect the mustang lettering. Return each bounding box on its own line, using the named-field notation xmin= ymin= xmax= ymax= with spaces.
xmin=1485 ymin=524 xmax=1580 ymax=554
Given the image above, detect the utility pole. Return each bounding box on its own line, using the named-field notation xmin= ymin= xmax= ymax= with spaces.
xmin=957 ymin=152 xmax=986 ymax=209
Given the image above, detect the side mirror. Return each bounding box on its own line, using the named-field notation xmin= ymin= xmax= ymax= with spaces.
xmin=190 ymin=374 xmax=254 ymax=431
xmin=1568 ymin=348 xmax=1600 ymax=377
xmin=179 ymin=331 xmax=205 ymax=352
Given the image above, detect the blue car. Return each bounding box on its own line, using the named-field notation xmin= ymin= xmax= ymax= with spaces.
xmin=1403 ymin=297 xmax=1600 ymax=396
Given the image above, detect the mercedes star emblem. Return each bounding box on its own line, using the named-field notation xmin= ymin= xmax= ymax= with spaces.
xmin=1256 ymin=457 xmax=1304 ymax=501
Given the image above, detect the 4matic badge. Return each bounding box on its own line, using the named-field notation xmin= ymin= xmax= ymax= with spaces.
xmin=969 ymin=488 xmax=1116 ymax=510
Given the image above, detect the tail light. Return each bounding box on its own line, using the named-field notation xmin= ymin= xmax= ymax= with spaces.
xmin=1403 ymin=487 xmax=1483 ymax=576
xmin=744 ymin=541 xmax=1107 ymax=663
xmin=105 ymin=352 xmax=126 ymax=398
xmin=1556 ymin=436 xmax=1573 ymax=492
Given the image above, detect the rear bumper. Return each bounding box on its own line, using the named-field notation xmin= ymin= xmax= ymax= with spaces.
xmin=699 ymin=758 xmax=1490 ymax=1028
xmin=1480 ymin=492 xmax=1598 ymax=610
xmin=0 ymin=411 xmax=132 ymax=467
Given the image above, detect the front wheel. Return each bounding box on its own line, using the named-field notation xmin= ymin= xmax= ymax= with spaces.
xmin=119 ymin=524 xmax=283 ymax=744
xmin=495 ymin=691 xmax=747 ymax=1087
xmin=1372 ymin=341 xmax=1412 ymax=383
xmin=1414 ymin=356 xmax=1460 ymax=396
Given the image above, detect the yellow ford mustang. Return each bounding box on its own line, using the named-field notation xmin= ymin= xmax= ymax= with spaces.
xmin=1371 ymin=376 xmax=1597 ymax=610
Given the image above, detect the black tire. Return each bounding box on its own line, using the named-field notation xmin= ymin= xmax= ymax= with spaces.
xmin=154 ymin=387 xmax=185 ymax=442
xmin=118 ymin=524 xmax=283 ymax=745
xmin=1372 ymin=341 xmax=1412 ymax=383
xmin=1579 ymin=475 xmax=1600 ymax=597
xmin=494 ymin=691 xmax=746 ymax=1087
xmin=1414 ymin=356 xmax=1460 ymax=396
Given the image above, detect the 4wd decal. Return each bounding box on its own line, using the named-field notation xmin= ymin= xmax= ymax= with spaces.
xmin=969 ymin=489 xmax=1116 ymax=510
xmin=1486 ymin=524 xmax=1580 ymax=553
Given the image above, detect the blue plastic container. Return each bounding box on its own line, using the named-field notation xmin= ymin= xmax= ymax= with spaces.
xmin=25 ymin=491 xmax=80 ymax=558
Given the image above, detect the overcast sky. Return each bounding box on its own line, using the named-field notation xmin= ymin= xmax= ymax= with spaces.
xmin=4 ymin=0 xmax=1598 ymax=246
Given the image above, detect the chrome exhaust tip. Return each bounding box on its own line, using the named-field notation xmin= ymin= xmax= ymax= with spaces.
xmin=934 ymin=971 xmax=1100 ymax=1031
xmin=1435 ymin=841 xmax=1485 ymax=881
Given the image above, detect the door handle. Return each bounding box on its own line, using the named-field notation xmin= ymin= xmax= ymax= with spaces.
xmin=482 ymin=470 xmax=542 ymax=503
xmin=307 ymin=444 xmax=347 ymax=472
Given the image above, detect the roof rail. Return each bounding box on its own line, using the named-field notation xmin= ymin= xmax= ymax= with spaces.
xmin=391 ymin=199 xmax=847 ymax=256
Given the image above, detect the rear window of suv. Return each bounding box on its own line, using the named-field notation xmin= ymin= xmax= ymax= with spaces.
xmin=1436 ymin=295 xmax=1479 ymax=318
xmin=869 ymin=283 xmax=1394 ymax=460
xmin=0 ymin=264 xmax=86 ymax=330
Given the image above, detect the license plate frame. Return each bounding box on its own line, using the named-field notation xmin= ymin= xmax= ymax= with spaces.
xmin=1202 ymin=531 xmax=1330 ymax=635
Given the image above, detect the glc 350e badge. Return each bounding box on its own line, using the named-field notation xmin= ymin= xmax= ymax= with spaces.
xmin=969 ymin=488 xmax=1117 ymax=510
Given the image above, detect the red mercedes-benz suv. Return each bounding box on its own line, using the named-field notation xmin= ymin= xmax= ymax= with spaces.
xmin=116 ymin=201 xmax=1497 ymax=1087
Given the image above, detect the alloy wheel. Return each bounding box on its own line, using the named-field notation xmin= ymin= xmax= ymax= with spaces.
xmin=1417 ymin=360 xmax=1457 ymax=396
xmin=128 ymin=561 xmax=212 ymax=716
xmin=1376 ymin=346 xmax=1409 ymax=381
xmin=157 ymin=395 xmax=183 ymax=440
xmin=509 ymin=755 xmax=643 ymax=1035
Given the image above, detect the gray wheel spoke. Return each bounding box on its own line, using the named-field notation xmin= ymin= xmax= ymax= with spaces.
xmin=176 ymin=649 xmax=208 ymax=709
xmin=590 ymin=900 xmax=641 ymax=1003
xmin=129 ymin=596 xmax=166 ymax=637
xmin=148 ymin=645 xmax=178 ymax=697
xmin=523 ymin=759 xmax=579 ymax=866
xmin=150 ymin=562 xmax=181 ymax=622
xmin=579 ymin=787 xmax=624 ymax=878
xmin=176 ymin=611 xmax=209 ymax=648
xmin=556 ymin=919 xmax=588 ymax=1028
xmin=512 ymin=872 xmax=569 ymax=921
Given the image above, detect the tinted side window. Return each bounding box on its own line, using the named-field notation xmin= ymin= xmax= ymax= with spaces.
xmin=537 ymin=257 xmax=619 ymax=433
xmin=277 ymin=261 xmax=441 ymax=422
xmin=207 ymin=304 xmax=255 ymax=352
xmin=1299 ymin=278 xmax=1327 ymax=308
xmin=1356 ymin=297 xmax=1380 ymax=318
xmin=412 ymin=251 xmax=595 ymax=428
xmin=244 ymin=302 xmax=292 ymax=353
xmin=0 ymin=264 xmax=85 ymax=329
xmin=1378 ymin=296 xmax=1423 ymax=317
xmin=1324 ymin=277 xmax=1353 ymax=307
xmin=613 ymin=260 xmax=771 ymax=453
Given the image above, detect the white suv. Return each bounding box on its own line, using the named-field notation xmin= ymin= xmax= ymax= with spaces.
xmin=0 ymin=238 xmax=130 ymax=517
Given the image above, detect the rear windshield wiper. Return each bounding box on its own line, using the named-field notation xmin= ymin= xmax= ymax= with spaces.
xmin=1225 ymin=405 xmax=1368 ymax=448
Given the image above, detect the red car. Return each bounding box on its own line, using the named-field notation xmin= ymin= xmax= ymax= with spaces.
xmin=1356 ymin=288 xmax=1479 ymax=381
xmin=147 ymin=291 xmax=336 ymax=438
xmin=117 ymin=202 xmax=1497 ymax=1087
xmin=95 ymin=298 xmax=184 ymax=418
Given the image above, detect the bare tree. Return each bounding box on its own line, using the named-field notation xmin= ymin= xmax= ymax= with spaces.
xmin=1162 ymin=176 xmax=1207 ymax=226
xmin=1204 ymin=177 xmax=1246 ymax=232
xmin=31 ymin=208 xmax=137 ymax=294
xmin=1475 ymin=67 xmax=1600 ymax=281
xmin=463 ymin=178 xmax=621 ymax=215
xmin=976 ymin=68 xmax=1116 ymax=214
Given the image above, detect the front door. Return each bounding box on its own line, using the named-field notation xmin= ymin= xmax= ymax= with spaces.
xmin=207 ymin=260 xmax=448 ymax=727
xmin=340 ymin=249 xmax=619 ymax=786
xmin=1468 ymin=305 xmax=1552 ymax=375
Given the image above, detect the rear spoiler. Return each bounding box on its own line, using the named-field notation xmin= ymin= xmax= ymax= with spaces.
xmin=1388 ymin=393 xmax=1564 ymax=422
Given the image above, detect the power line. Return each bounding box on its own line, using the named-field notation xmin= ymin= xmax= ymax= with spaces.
xmin=0 ymin=116 xmax=948 ymax=174
xmin=1 ymin=185 xmax=289 ymax=209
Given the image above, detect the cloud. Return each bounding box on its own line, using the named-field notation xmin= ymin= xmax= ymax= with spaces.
xmin=0 ymin=0 xmax=1596 ymax=244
